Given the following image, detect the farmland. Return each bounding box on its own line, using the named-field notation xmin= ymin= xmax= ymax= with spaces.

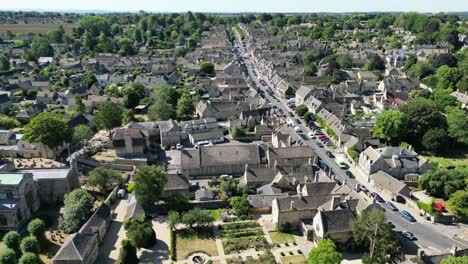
xmin=0 ymin=23 xmax=76 ymax=33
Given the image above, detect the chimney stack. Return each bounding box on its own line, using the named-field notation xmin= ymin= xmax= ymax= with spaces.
xmin=314 ymin=171 xmax=319 ymax=183
xmin=330 ymin=195 xmax=340 ymax=210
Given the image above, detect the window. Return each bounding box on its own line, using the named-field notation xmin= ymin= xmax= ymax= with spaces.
xmin=0 ymin=215 xmax=7 ymax=226
xmin=6 ymin=191 xmax=13 ymax=199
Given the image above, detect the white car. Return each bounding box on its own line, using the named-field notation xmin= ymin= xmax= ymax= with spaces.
xmin=293 ymin=126 xmax=302 ymax=132
xmin=307 ymin=132 xmax=315 ymax=139
xmin=401 ymin=231 xmax=415 ymax=240
xmin=176 ymin=143 xmax=183 ymax=150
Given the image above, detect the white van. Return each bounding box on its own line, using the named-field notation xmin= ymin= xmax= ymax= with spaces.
xmin=117 ymin=189 xmax=126 ymax=198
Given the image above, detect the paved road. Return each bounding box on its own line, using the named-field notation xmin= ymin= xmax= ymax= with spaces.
xmin=233 ymin=32 xmax=464 ymax=254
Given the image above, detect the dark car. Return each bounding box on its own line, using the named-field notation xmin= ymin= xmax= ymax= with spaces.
xmin=400 ymin=210 xmax=417 ymax=222
xmin=370 ymin=192 xmax=384 ymax=203
xmin=385 ymin=201 xmax=398 ymax=211
xmin=345 ymin=171 xmax=354 ymax=178
xmin=316 ymin=142 xmax=324 ymax=148
xmin=325 ymin=151 xmax=335 ymax=158
xmin=335 ymin=179 xmax=342 ymax=186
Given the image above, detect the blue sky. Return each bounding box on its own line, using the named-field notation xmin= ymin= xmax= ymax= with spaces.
xmin=1 ymin=0 xmax=467 ymax=13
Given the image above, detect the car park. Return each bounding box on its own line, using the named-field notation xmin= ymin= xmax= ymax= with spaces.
xmin=401 ymin=231 xmax=415 ymax=240
xmin=385 ymin=201 xmax=398 ymax=211
xmin=400 ymin=210 xmax=416 ymax=222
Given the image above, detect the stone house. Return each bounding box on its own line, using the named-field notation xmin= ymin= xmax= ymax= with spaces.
xmin=0 ymin=173 xmax=39 ymax=230
xmin=370 ymin=170 xmax=411 ymax=200
xmin=358 ymin=146 xmax=430 ymax=180
xmin=266 ymin=146 xmax=318 ymax=169
xmin=312 ymin=208 xmax=356 ymax=244
xmin=295 ymin=85 xmax=314 ymax=105
xmin=112 ymin=127 xmax=148 ymax=156
xmin=378 ymin=77 xmax=420 ymax=92
xmin=155 ymin=119 xmax=181 ymax=148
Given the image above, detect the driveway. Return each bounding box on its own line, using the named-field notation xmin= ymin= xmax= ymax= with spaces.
xmin=97 ymin=197 xmax=128 ymax=264
xmin=138 ymin=216 xmax=171 ymax=264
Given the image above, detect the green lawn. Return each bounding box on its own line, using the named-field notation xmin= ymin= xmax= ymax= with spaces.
xmin=281 ymin=255 xmax=306 ymax=264
xmin=423 ymin=154 xmax=468 ymax=168
xmin=268 ymin=231 xmax=295 ymax=244
xmin=175 ymin=227 xmax=218 ymax=260
xmin=209 ymin=209 xmax=220 ymax=221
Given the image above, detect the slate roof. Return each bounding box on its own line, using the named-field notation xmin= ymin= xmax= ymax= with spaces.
xmin=244 ymin=167 xmax=277 ymax=185
xmin=370 ymin=171 xmax=410 ymax=195
xmin=181 ymin=145 xmax=261 ymax=169
xmin=80 ymin=203 xmax=111 ymax=234
xmin=320 ymin=208 xmax=356 ymax=234
xmin=164 ymin=174 xmax=190 ymax=191
xmin=268 ymin=146 xmax=316 ymax=160
xmin=276 ymin=195 xmax=336 ymax=212
xmin=53 ymin=232 xmax=96 ymax=261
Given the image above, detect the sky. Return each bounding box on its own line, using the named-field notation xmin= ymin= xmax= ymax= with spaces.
xmin=1 ymin=0 xmax=467 ymax=13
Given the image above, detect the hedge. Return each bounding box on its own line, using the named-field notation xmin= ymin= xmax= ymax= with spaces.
xmin=169 ymin=227 xmax=176 ymax=261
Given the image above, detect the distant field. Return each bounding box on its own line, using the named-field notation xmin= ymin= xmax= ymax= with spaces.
xmin=0 ymin=23 xmax=76 ymax=33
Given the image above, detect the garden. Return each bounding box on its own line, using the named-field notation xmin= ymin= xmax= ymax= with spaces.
xmin=219 ymin=221 xmax=269 ymax=254
xmin=175 ymin=227 xmax=218 ymax=260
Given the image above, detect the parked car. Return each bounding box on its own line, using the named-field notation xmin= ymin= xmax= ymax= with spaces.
xmin=434 ymin=202 xmax=445 ymax=212
xmin=400 ymin=210 xmax=417 ymax=222
xmin=401 ymin=231 xmax=415 ymax=240
xmin=335 ymin=179 xmax=342 ymax=186
xmin=370 ymin=192 xmax=384 ymax=203
xmin=385 ymin=201 xmax=398 ymax=211
xmin=356 ymin=184 xmax=369 ymax=193
xmin=316 ymin=142 xmax=324 ymax=148
xmin=307 ymin=132 xmax=315 ymax=139
xmin=293 ymin=126 xmax=302 ymax=132
xmin=326 ymin=151 xmax=335 ymax=158
xmin=385 ymin=220 xmax=395 ymax=228
xmin=345 ymin=171 xmax=354 ymax=178
xmin=176 ymin=143 xmax=183 ymax=150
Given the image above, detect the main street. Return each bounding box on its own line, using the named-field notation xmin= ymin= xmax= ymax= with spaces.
xmin=232 ymin=29 xmax=465 ymax=254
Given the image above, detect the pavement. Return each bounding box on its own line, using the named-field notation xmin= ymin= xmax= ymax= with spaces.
xmin=233 ymin=32 xmax=465 ymax=256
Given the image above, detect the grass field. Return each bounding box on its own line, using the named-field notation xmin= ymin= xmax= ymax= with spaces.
xmin=268 ymin=231 xmax=295 ymax=244
xmin=0 ymin=23 xmax=76 ymax=33
xmin=281 ymin=255 xmax=306 ymax=264
xmin=422 ymin=154 xmax=468 ymax=169
xmin=175 ymin=228 xmax=218 ymax=260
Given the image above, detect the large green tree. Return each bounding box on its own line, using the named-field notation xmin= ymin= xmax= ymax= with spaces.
xmin=200 ymin=61 xmax=215 ymax=75
xmin=399 ymin=98 xmax=447 ymax=148
xmin=2 ymin=231 xmax=21 ymax=258
xmin=307 ymin=238 xmax=343 ymax=264
xmin=88 ymin=167 xmax=122 ymax=193
xmin=18 ymin=252 xmax=40 ymax=264
xmin=116 ymin=239 xmax=138 ymax=264
xmin=94 ymin=101 xmax=123 ymax=131
xmin=58 ymin=189 xmax=94 ymax=233
xmin=180 ymin=208 xmax=214 ymax=229
xmin=31 ymin=36 xmax=52 ymax=57
xmin=0 ymin=54 xmax=10 ymax=71
xmin=0 ymin=248 xmax=17 ymax=264
xmin=74 ymin=94 xmax=86 ymax=113
xmin=148 ymin=100 xmax=175 ymax=121
xmin=422 ymin=128 xmax=451 ymax=154
xmin=72 ymin=125 xmax=93 ymax=149
xmin=0 ymin=115 xmax=19 ymax=130
xmin=418 ymin=166 xmax=467 ymax=200
xmin=23 ymin=112 xmax=72 ymax=150
xmin=176 ymin=94 xmax=194 ymax=121
xmin=447 ymin=107 xmax=468 ymax=145
xmin=134 ymin=166 xmax=167 ymax=210
xmin=27 ymin=219 xmax=46 ymax=248
xmin=448 ymin=190 xmax=468 ymax=219
xmin=372 ymin=110 xmax=406 ymax=144
xmin=351 ymin=210 xmax=403 ymax=264
xmin=126 ymin=220 xmax=156 ymax=249
xmin=20 ymin=236 xmax=40 ymax=255
xmin=229 ymin=195 xmax=250 ymax=218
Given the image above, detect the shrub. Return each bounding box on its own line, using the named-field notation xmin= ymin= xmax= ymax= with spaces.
xmin=127 ymin=182 xmax=135 ymax=193
xmin=18 ymin=252 xmax=39 ymax=264
xmin=20 ymin=236 xmax=40 ymax=254
xmin=116 ymin=239 xmax=138 ymax=264
xmin=2 ymin=231 xmax=21 ymax=257
xmin=126 ymin=221 xmax=156 ymax=248
xmin=169 ymin=227 xmax=176 ymax=261
xmin=27 ymin=219 xmax=46 ymax=246
xmin=0 ymin=248 xmax=17 ymax=264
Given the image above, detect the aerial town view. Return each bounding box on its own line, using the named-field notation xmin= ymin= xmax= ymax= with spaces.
xmin=0 ymin=0 xmax=466 ymax=263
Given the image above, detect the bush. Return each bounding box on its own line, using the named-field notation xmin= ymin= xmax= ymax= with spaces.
xmin=20 ymin=236 xmax=40 ymax=254
xmin=0 ymin=248 xmax=17 ymax=264
xmin=116 ymin=239 xmax=138 ymax=264
xmin=126 ymin=221 xmax=156 ymax=248
xmin=18 ymin=252 xmax=39 ymax=264
xmin=27 ymin=219 xmax=46 ymax=247
xmin=2 ymin=231 xmax=21 ymax=257
xmin=127 ymin=182 xmax=135 ymax=193
xmin=295 ymin=104 xmax=308 ymax=117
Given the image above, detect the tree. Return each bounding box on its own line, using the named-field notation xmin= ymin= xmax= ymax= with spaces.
xmin=176 ymin=94 xmax=194 ymax=121
xmin=0 ymin=248 xmax=17 ymax=264
xmin=74 ymin=94 xmax=86 ymax=113
xmin=126 ymin=221 xmax=156 ymax=248
xmin=0 ymin=54 xmax=10 ymax=71
xmin=419 ymin=166 xmax=467 ymax=200
xmin=104 ymin=83 xmax=121 ymax=97
xmin=229 ymin=195 xmax=250 ymax=218
xmin=134 ymin=166 xmax=167 ymax=210
xmin=168 ymin=211 xmax=181 ymax=229
xmin=364 ymin=55 xmax=385 ymax=71
xmin=447 ymin=107 xmax=468 ymax=145
xmin=295 ymin=104 xmax=308 ymax=117
xmin=72 ymin=125 xmax=92 ymax=149
xmin=441 ymin=256 xmax=468 ymax=264
xmin=155 ymin=84 xmax=178 ymax=106
xmin=448 ymin=190 xmax=468 ymax=219
xmin=166 ymin=192 xmax=190 ymax=211
xmin=27 ymin=219 xmax=46 ymax=247
xmin=116 ymin=239 xmax=138 ymax=264
xmin=336 ymin=53 xmax=353 ymax=69
xmin=83 ymin=72 xmax=97 ymax=89
xmin=31 ymin=36 xmax=52 ymax=57
xmin=18 ymin=253 xmax=39 ymax=264
xmin=94 ymin=101 xmax=123 ymax=131
xmin=303 ymin=112 xmax=312 ymax=122
xmin=122 ymin=109 xmax=136 ymax=124
xmin=59 ymin=189 xmax=94 ymax=233
xmin=400 ymin=98 xmax=447 ymax=148
xmin=307 ymin=238 xmax=343 ymax=264
xmin=373 ymin=110 xmax=406 ymax=144
xmin=433 ymin=53 xmax=458 ymax=69
xmin=2 ymin=231 xmax=21 ymax=258
xmin=305 ymin=64 xmax=317 ymax=76
xmin=88 ymin=167 xmax=122 ymax=193
xmin=148 ymin=100 xmax=175 ymax=121
xmin=351 ymin=210 xmax=403 ymax=264
xmin=200 ymin=61 xmax=214 ymax=75
xmin=181 ymin=208 xmax=214 ymax=229
xmin=118 ymin=38 xmax=135 ymax=56
xmin=228 ymin=127 xmax=246 ymax=140
xmin=406 ymin=61 xmax=433 ymax=79
xmin=435 ymin=66 xmax=464 ymax=90
xmin=174 ymin=47 xmax=186 ymax=57
xmin=23 ymin=112 xmax=72 ymax=150
xmin=20 ymin=236 xmax=40 ymax=254
xmin=285 ymin=87 xmax=295 ymax=98
xmin=0 ymin=115 xmax=19 ymax=129
xmin=422 ymin=128 xmax=450 ymax=153
xmin=124 ymin=90 xmax=141 ymax=109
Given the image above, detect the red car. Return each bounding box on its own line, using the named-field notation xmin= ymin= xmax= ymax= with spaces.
xmin=434 ymin=203 xmax=445 ymax=212
xmin=318 ymin=135 xmax=327 ymax=140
